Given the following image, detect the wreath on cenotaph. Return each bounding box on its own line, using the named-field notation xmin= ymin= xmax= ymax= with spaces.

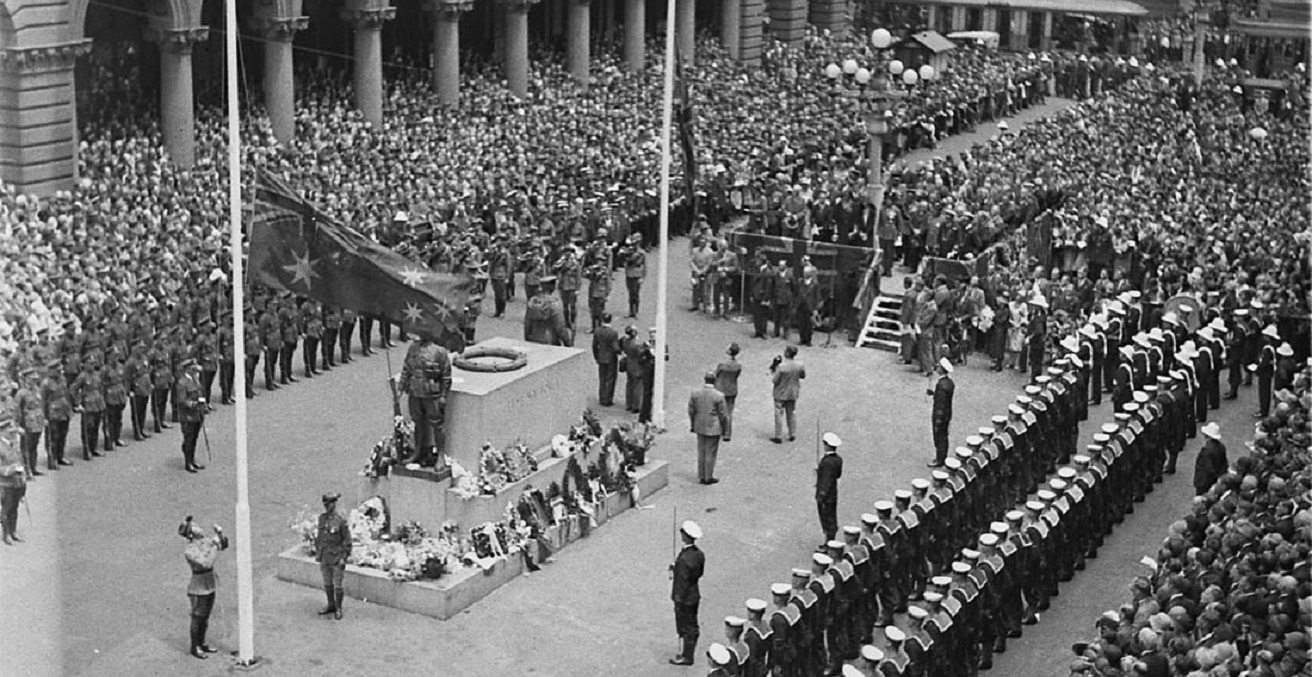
xmin=453 ymin=346 xmax=528 ymax=373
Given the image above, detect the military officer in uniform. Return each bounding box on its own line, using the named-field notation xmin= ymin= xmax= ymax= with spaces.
xmin=242 ymin=311 xmax=261 ymax=399
xmin=101 ymin=349 xmax=128 ymax=450
xmin=622 ymin=233 xmax=646 ymax=318
xmin=278 ymin=300 xmax=301 ymax=385
xmin=177 ymin=358 xmax=207 ymax=473
xmin=816 ymin=433 xmax=844 ymax=545
xmin=125 ymin=342 xmax=153 ymax=439
xmin=321 ymin=305 xmax=341 ymax=370
xmin=71 ymin=355 xmax=106 ymax=460
xmin=670 ymin=520 xmax=706 ymax=666
xmin=15 ymin=368 xmax=45 ymax=477
xmin=524 ymin=276 xmax=572 ymax=346
xmin=928 ymin=358 xmax=954 ymax=468
xmin=554 ymin=246 xmax=583 ymax=330
xmin=398 ymin=332 xmax=453 ymax=467
xmin=216 ymin=312 xmax=236 ymax=404
xmin=339 ymin=307 xmax=357 ymax=362
xmin=314 ymin=492 xmax=351 ymax=619
xmin=301 ymin=302 xmax=323 ymax=379
xmin=41 ymin=362 xmax=73 ymax=467
xmin=259 ymin=307 xmax=282 ymax=389
xmin=0 ymin=419 xmax=27 ymax=544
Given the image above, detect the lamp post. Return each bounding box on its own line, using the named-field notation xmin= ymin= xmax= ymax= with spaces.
xmin=825 ymin=28 xmax=935 ymax=254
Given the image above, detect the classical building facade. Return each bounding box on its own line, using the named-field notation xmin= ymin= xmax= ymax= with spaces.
xmin=0 ymin=0 xmax=859 ymax=195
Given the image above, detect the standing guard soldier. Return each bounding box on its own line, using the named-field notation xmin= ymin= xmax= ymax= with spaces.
xmin=242 ymin=311 xmax=261 ymax=400
xmin=72 ymin=355 xmax=106 ymax=460
xmin=858 ymin=514 xmax=888 ymax=639
xmin=1224 ymin=310 xmax=1248 ymax=398
xmin=807 ymin=553 xmax=837 ymax=676
xmin=101 ymin=349 xmax=128 ymax=450
xmin=874 ymin=626 xmax=911 ymax=676
xmin=301 ymin=302 xmax=323 ymax=379
xmin=177 ymin=358 xmax=207 ymax=473
xmin=1056 ymin=468 xmax=1088 ymax=572
xmin=524 ymin=276 xmax=572 ymax=346
xmin=150 ymin=338 xmax=175 ymax=431
xmin=824 ymin=541 xmax=858 ymax=675
xmin=42 ymin=362 xmax=73 ymax=467
xmin=216 ymin=312 xmax=235 ymax=405
xmin=314 ymin=492 xmax=351 ymax=620
xmin=259 ymin=307 xmax=282 ymax=389
xmin=321 ymin=305 xmax=341 ymax=370
xmin=1255 ymin=325 xmax=1279 ymax=418
xmin=743 ymin=599 xmax=772 ymax=677
xmin=1081 ymin=323 xmax=1103 ymax=405
xmin=894 ymin=489 xmax=929 ymax=602
xmin=339 ymin=307 xmax=357 ymax=362
xmin=1113 ymin=346 xmax=1135 ymax=410
xmin=125 ymin=343 xmax=152 ymax=440
xmin=977 ymin=533 xmax=1010 ymax=656
xmin=1104 ymin=303 xmax=1123 ymax=394
xmin=842 ymin=526 xmax=873 ymax=649
xmin=790 ymin=567 xmax=821 ymax=676
xmin=487 ymin=237 xmax=512 ymax=318
xmin=724 ymin=616 xmax=751 ymax=676
xmin=278 ymin=300 xmax=301 ymax=385
xmin=873 ymin=501 xmax=904 ymax=625
xmin=902 ymin=606 xmax=935 ymax=675
xmin=1198 ymin=322 xmax=1225 ymax=409
xmin=358 ymin=313 xmax=377 ymax=357
xmin=196 ymin=319 xmax=219 ymax=406
xmin=15 ymin=368 xmax=45 ymax=477
xmin=769 ymin=583 xmax=800 ymax=677
xmin=398 ymin=332 xmax=453 ymax=467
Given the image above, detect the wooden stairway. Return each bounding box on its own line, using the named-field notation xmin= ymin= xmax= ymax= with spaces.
xmin=856 ymin=294 xmax=904 ymax=351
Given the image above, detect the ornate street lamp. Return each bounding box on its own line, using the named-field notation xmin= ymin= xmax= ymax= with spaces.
xmin=825 ymin=27 xmax=923 ymax=253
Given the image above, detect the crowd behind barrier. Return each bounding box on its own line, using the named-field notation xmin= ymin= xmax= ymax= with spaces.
xmin=1065 ymin=367 xmax=1310 ymax=677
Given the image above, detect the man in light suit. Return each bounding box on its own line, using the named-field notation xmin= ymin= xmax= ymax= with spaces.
xmin=591 ymin=313 xmax=621 ymax=406
xmin=689 ymin=372 xmax=729 ymax=485
xmin=770 ymin=345 xmax=806 ymax=444
xmin=714 ymin=343 xmax=742 ymax=442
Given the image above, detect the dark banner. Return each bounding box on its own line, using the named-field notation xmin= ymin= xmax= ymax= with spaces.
xmin=922 ymin=249 xmax=995 ymax=282
xmin=726 ymin=231 xmax=875 ymax=277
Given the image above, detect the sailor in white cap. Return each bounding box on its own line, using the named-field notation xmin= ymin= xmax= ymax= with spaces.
xmin=1193 ymin=422 xmax=1227 ymax=497
xmin=705 ymin=642 xmax=733 ymax=675
xmin=1255 ymin=327 xmax=1280 ymax=418
xmin=669 ymin=520 xmax=706 ymax=665
xmin=721 ymin=616 xmax=750 ymax=674
xmin=816 ymin=432 xmax=844 ymax=547
xmin=927 ymin=357 xmax=955 ymax=468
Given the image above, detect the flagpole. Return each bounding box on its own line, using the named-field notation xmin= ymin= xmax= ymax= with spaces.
xmin=226 ymin=0 xmax=258 ymax=666
xmin=653 ymin=0 xmax=677 ymax=430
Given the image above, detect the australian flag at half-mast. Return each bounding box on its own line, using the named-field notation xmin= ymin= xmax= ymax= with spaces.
xmin=247 ymin=169 xmax=472 ymax=352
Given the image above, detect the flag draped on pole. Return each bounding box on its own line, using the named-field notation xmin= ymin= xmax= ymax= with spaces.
xmin=673 ymin=48 xmax=699 ymax=210
xmin=248 ymin=169 xmax=473 ymax=352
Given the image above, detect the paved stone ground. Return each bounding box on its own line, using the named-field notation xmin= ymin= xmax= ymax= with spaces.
xmin=0 ymin=96 xmax=1261 ymax=677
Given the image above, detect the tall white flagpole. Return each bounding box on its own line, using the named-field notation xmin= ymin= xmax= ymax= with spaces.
xmin=226 ymin=0 xmax=258 ymax=665
xmin=653 ymin=0 xmax=677 ymax=429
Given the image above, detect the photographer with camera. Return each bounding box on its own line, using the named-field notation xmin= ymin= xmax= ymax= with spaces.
xmin=179 ymin=516 xmax=228 ymax=658
xmin=769 ymin=345 xmax=805 ymax=444
xmin=620 ymin=234 xmax=646 ymax=318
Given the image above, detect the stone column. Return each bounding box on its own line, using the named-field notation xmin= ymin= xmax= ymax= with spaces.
xmin=677 ymin=0 xmax=695 ymax=66
xmin=426 ymin=0 xmax=473 ymax=106
xmin=499 ymin=0 xmax=539 ymax=98
xmin=769 ymin=0 xmax=808 ymax=45
xmin=341 ymin=5 xmax=396 ymax=128
xmin=926 ymin=5 xmax=938 ymax=32
xmin=623 ymin=0 xmax=645 ymax=71
xmin=1041 ymin=11 xmax=1054 ymax=52
xmin=982 ymin=8 xmax=997 ymax=32
xmin=152 ymin=27 xmax=208 ymax=170
xmin=255 ymin=16 xmax=308 ymax=145
xmin=568 ymin=0 xmax=591 ymax=88
xmin=0 ymin=40 xmax=92 ymax=194
xmin=721 ymin=0 xmax=741 ymax=60
xmin=739 ymin=0 xmax=764 ymax=66
xmin=808 ymin=0 xmax=848 ymax=36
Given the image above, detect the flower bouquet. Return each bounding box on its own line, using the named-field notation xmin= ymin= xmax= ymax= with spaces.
xmin=361 ymin=416 xmax=416 ymax=479
xmin=607 ymin=421 xmax=656 ymax=467
xmin=290 ymin=508 xmax=319 ymax=556
xmin=449 ymin=459 xmax=480 ymax=499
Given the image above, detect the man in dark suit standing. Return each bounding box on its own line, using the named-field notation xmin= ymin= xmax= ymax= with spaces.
xmin=621 ymin=325 xmax=644 ymax=413
xmin=816 ymin=433 xmax=844 ymax=546
xmin=927 ymin=358 xmax=954 ymax=468
xmin=688 ymin=372 xmax=729 ymax=485
xmin=591 ymin=313 xmax=621 ymax=406
xmin=1193 ymin=422 xmax=1228 ymax=497
xmin=714 ymin=344 xmax=742 ymax=442
xmin=669 ymin=520 xmax=705 ymax=666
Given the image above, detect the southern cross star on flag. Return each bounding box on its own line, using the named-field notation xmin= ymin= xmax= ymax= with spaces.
xmin=247 ymin=169 xmax=472 ymax=351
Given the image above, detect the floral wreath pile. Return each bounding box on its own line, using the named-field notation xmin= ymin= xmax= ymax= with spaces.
xmin=318 ymin=410 xmax=660 ymax=582
xmin=361 ymin=416 xmax=416 ymax=479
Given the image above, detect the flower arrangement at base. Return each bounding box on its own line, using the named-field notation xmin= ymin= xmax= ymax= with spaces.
xmin=361 ymin=416 xmax=416 ymax=479
xmin=606 ymin=421 xmax=656 ymax=467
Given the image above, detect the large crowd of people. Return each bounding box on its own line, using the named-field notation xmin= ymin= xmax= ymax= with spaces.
xmin=1066 ymin=366 xmax=1310 ymax=677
